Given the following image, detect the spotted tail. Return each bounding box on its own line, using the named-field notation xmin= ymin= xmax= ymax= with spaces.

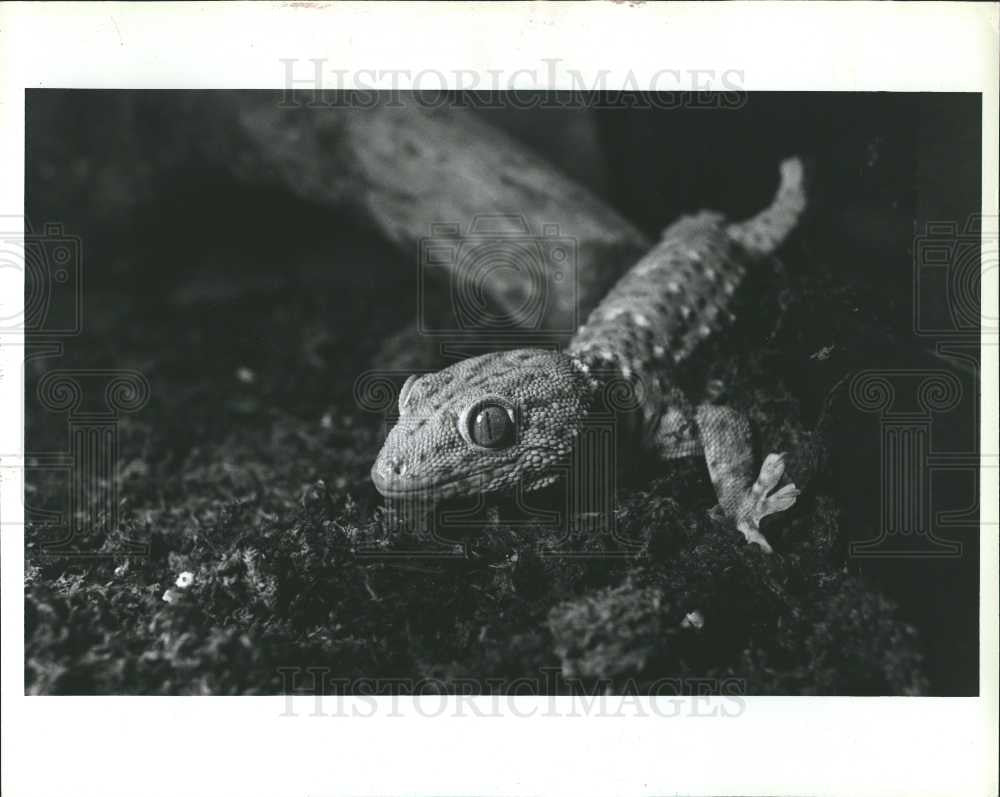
xmin=566 ymin=157 xmax=807 ymax=431
xmin=726 ymin=157 xmax=807 ymax=258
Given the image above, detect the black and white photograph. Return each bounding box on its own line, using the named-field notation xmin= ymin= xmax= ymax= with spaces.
xmin=2 ymin=4 xmax=997 ymax=796
xmin=19 ymin=87 xmax=984 ymax=698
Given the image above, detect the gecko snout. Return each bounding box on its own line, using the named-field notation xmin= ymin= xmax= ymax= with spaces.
xmin=370 ymin=452 xmax=409 ymax=495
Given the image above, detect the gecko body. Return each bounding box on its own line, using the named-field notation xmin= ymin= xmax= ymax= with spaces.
xmin=372 ymin=159 xmax=807 ymax=551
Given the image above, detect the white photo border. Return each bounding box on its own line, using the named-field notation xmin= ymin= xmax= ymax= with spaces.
xmin=1 ymin=3 xmax=997 ymax=796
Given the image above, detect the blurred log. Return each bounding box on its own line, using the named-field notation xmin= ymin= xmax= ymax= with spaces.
xmin=223 ymin=93 xmax=648 ymax=334
xmin=29 ymin=92 xmax=650 ymax=335
xmin=473 ymin=104 xmax=609 ymax=195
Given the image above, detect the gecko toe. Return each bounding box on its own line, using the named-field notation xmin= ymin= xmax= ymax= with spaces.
xmin=737 ymin=466 xmax=800 ymax=553
xmin=760 ymin=482 xmax=800 ymax=516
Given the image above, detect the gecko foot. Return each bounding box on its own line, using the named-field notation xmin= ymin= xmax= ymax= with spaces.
xmin=736 ymin=453 xmax=800 ymax=553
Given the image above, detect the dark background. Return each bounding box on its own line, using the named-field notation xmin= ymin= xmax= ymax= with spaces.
xmin=24 ymin=91 xmax=981 ymax=695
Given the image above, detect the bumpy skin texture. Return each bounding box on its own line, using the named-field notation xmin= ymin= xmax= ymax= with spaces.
xmin=568 ymin=211 xmax=743 ymax=440
xmin=373 ymin=159 xmax=806 ymax=550
xmin=371 ymin=349 xmax=596 ymax=500
xmin=569 ymin=157 xmax=806 ymax=425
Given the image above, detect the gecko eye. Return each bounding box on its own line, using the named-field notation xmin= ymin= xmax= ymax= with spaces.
xmin=460 ymin=397 xmax=516 ymax=449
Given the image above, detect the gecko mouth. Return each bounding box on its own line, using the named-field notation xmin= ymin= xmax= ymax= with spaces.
xmin=371 ymin=467 xmax=504 ymax=498
xmin=370 ymin=462 xmax=503 ymax=500
xmin=370 ymin=445 xmax=563 ymax=501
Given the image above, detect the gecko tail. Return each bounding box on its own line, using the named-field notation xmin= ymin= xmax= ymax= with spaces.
xmin=726 ymin=156 xmax=807 ymax=258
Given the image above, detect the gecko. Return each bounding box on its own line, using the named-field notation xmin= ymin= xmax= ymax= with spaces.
xmin=371 ymin=158 xmax=806 ymax=552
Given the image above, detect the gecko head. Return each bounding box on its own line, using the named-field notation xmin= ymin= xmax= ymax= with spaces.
xmin=371 ymin=348 xmax=597 ymax=501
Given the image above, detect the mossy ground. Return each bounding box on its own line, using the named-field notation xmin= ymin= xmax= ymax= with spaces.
xmin=24 ymin=187 xmax=930 ymax=695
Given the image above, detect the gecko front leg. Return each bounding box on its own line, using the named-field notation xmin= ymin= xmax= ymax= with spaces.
xmin=694 ymin=405 xmax=799 ymax=552
xmin=652 ymin=401 xmax=800 ymax=551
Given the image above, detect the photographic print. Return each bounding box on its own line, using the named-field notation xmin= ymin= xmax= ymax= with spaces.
xmin=20 ymin=88 xmax=983 ymax=699
xmin=2 ymin=4 xmax=996 ymax=797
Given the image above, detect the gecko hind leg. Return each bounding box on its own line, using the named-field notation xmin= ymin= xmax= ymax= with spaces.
xmin=694 ymin=405 xmax=800 ymax=553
